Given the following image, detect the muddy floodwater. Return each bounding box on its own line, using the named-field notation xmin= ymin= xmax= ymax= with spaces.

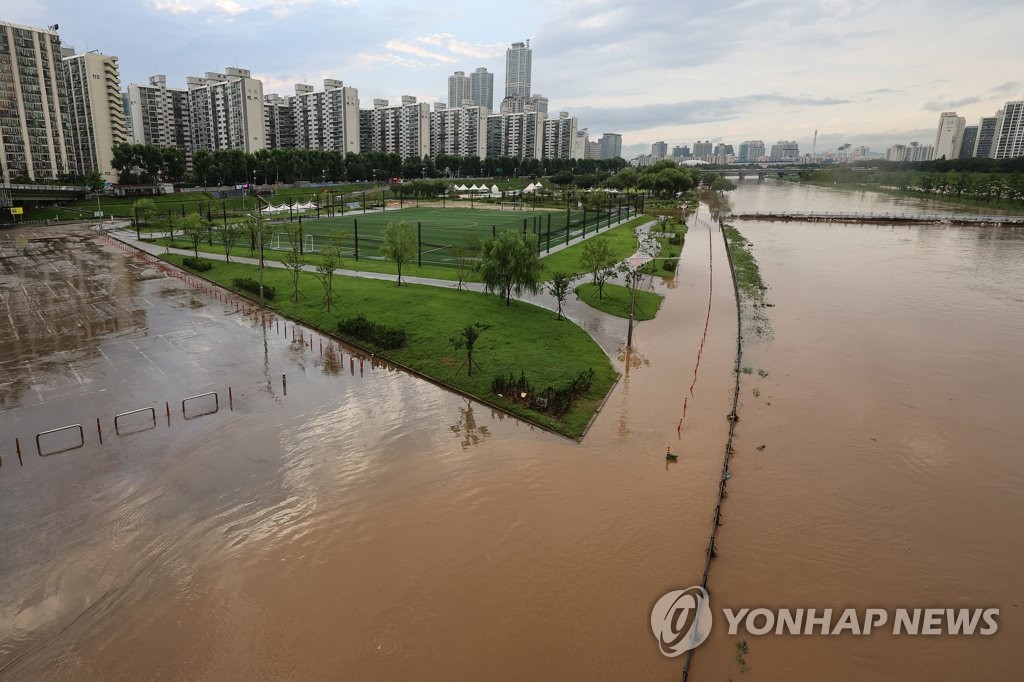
xmin=695 ymin=182 xmax=1024 ymax=680
xmin=1 ymin=220 xmax=737 ymax=680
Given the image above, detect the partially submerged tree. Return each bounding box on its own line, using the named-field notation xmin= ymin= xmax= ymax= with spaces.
xmin=579 ymin=236 xmax=618 ymax=299
xmin=316 ymin=231 xmax=346 ymax=311
xmin=547 ymin=272 xmax=573 ymax=321
xmin=478 ymin=230 xmax=543 ymax=306
xmin=379 ymin=220 xmax=417 ymax=285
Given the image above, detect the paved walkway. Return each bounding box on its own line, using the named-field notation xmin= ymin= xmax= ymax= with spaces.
xmin=104 ymin=217 xmax=660 ymax=357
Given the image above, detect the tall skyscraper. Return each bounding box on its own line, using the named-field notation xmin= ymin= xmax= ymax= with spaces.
xmin=470 ymin=67 xmax=493 ymax=111
xmin=651 ymin=141 xmax=668 ymax=158
xmin=447 ymin=70 xmax=470 ymax=108
xmin=359 ymin=96 xmax=430 ymax=159
xmin=990 ymin=101 xmax=1024 ymax=159
xmin=486 ymin=112 xmax=543 ymax=160
xmin=0 ymin=20 xmax=74 ymax=183
xmin=62 ymin=49 xmax=128 ymax=182
xmin=693 ymin=140 xmax=713 ymax=157
xmin=505 ymin=41 xmax=532 ymax=98
xmin=737 ymin=140 xmax=765 ymax=163
xmin=934 ymin=111 xmax=965 ymax=160
xmin=542 ymin=112 xmax=577 ymax=159
xmin=959 ymin=125 xmax=978 ymax=159
xmin=769 ymin=141 xmax=799 ymax=162
xmin=598 ymin=133 xmax=622 ymax=160
xmin=263 ymin=93 xmax=294 ymax=150
xmin=430 ymin=105 xmax=488 ymax=158
xmin=974 ymin=116 xmax=998 ymax=157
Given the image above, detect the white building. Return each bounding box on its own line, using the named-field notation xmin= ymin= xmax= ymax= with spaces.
xmin=598 ymin=133 xmax=622 ymax=160
xmin=470 ymin=67 xmax=493 ymax=111
xmin=448 ymin=71 xmax=470 ymax=108
xmin=769 ymin=140 xmax=799 ymax=162
xmin=906 ymin=141 xmax=934 ymax=162
xmin=991 ymin=101 xmax=1024 ymax=159
xmin=187 ymin=67 xmax=266 ymax=154
xmin=62 ymin=49 xmax=127 ymax=182
xmin=933 ymin=111 xmax=965 ymax=160
xmin=0 ymin=21 xmax=74 ymax=183
xmin=359 ymin=96 xmax=430 ymax=159
xmin=263 ymin=93 xmax=294 ymax=150
xmin=974 ymin=116 xmax=998 ymax=158
xmin=430 ymin=105 xmax=487 ymax=158
xmin=505 ymin=41 xmax=532 ymax=98
xmin=885 ymin=144 xmax=908 ymax=162
xmin=128 ymin=75 xmax=193 ymax=165
xmin=486 ymin=112 xmax=543 ymax=160
xmin=291 ymin=80 xmax=360 ymax=155
xmin=542 ymin=112 xmax=578 ymax=159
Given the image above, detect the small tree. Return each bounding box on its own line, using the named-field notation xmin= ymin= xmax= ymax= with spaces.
xmin=379 ymin=220 xmax=417 ymax=285
xmin=580 ymin=236 xmax=618 ymax=299
xmin=450 ymin=323 xmax=488 ymax=375
xmin=135 ymin=198 xmax=156 ymax=231
xmin=547 ymin=272 xmax=572 ymax=321
xmin=181 ymin=212 xmax=208 ymax=258
xmin=247 ymin=214 xmax=274 ymax=266
xmin=220 ymin=220 xmax=244 ymax=263
xmin=280 ymin=224 xmax=305 ymax=302
xmin=478 ymin=230 xmax=543 ymax=306
xmin=316 ymin=231 xmax=346 ymax=311
xmin=452 ymin=234 xmax=482 ymax=290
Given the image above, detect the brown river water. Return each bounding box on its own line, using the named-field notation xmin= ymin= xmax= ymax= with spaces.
xmin=1 ymin=180 xmax=1021 ymax=681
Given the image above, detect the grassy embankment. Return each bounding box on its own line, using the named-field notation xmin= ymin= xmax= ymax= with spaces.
xmin=161 ymin=253 xmax=617 ymax=439
xmin=722 ymin=224 xmax=772 ymax=339
xmin=574 ymin=283 xmax=663 ymax=321
xmin=540 ymin=216 xmax=651 ymax=279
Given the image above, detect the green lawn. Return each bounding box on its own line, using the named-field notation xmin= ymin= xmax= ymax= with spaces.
xmin=575 ymin=282 xmax=664 ymax=321
xmin=162 ymin=254 xmax=617 ymax=439
xmin=539 ymin=216 xmax=651 ymax=278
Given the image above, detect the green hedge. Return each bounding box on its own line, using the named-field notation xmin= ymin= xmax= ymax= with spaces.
xmin=337 ymin=314 xmax=407 ymax=349
xmin=183 ymin=257 xmax=212 ymax=271
xmin=231 ymin=277 xmax=276 ymax=300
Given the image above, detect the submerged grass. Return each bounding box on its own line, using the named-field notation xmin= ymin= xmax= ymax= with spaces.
xmin=159 ymin=253 xmax=617 ymax=439
xmin=723 ymin=224 xmax=773 ymax=339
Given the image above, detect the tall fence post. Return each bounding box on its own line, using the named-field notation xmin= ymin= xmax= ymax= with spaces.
xmin=417 ymin=221 xmax=422 ymax=267
xmin=546 ymin=222 xmax=551 ymax=253
xmin=354 ymin=219 xmax=359 ymax=260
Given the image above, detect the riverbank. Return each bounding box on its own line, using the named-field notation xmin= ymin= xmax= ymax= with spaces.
xmin=161 ymin=252 xmax=617 ymax=439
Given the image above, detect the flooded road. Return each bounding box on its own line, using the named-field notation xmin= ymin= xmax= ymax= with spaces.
xmin=695 ymin=182 xmax=1024 ymax=680
xmin=1 ymin=221 xmax=738 ymax=679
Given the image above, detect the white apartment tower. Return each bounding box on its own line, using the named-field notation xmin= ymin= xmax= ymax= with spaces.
xmin=448 ymin=71 xmax=470 ymax=108
xmin=542 ymin=112 xmax=578 ymax=159
xmin=0 ymin=21 xmax=74 ymax=183
xmin=505 ymin=41 xmax=532 ymax=98
xmin=470 ymin=67 xmax=493 ymax=111
xmin=291 ymin=80 xmax=360 ymax=155
xmin=598 ymin=133 xmax=622 ymax=160
xmin=974 ymin=116 xmax=998 ymax=158
xmin=486 ymin=112 xmax=543 ymax=160
xmin=187 ymin=67 xmax=266 ymax=153
xmin=934 ymin=111 xmax=965 ymax=160
xmin=62 ymin=49 xmax=127 ymax=182
xmin=991 ymin=101 xmax=1024 ymax=159
xmin=128 ymin=75 xmax=192 ymax=163
xmin=430 ymin=105 xmax=487 ymax=158
xmin=359 ymin=97 xmax=430 ymax=159
xmin=263 ymin=93 xmax=295 ymax=150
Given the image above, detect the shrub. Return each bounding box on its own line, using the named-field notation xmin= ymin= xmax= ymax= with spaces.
xmin=663 ymin=258 xmax=678 ymax=272
xmin=491 ymin=368 xmax=595 ymax=418
xmin=183 ymin=257 xmax=212 ymax=271
xmin=231 ymin=277 xmax=275 ymax=300
xmin=337 ymin=314 xmax=407 ymax=349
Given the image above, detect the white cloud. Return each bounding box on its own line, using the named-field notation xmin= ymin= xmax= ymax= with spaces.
xmin=150 ymin=0 xmax=322 ymax=16
xmin=383 ymin=40 xmax=458 ymax=64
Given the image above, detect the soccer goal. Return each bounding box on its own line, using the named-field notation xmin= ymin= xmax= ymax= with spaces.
xmin=304 ymin=234 xmax=316 ymax=252
xmin=500 ymin=201 xmax=525 ymax=211
xmin=270 ymin=232 xmax=289 ymax=250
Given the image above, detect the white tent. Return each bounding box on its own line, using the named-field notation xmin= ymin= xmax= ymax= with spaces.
xmin=534 ymin=181 xmax=543 ymax=188
xmin=468 ymin=184 xmax=479 ymax=191
xmin=490 ymin=184 xmax=499 ymax=193
xmin=524 ymin=183 xmax=536 ymax=193
xmin=455 ymin=184 xmax=467 ymax=191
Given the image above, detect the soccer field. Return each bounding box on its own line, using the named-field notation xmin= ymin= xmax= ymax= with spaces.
xmin=258 ymin=205 xmax=633 ymax=266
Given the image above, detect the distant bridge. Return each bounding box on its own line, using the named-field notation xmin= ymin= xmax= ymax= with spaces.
xmin=732 ymin=211 xmax=1024 ymax=226
xmin=705 ymin=168 xmax=803 ymax=181
xmin=1 ymin=183 xmax=89 ymax=208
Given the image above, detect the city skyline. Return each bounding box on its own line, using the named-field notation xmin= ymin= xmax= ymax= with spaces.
xmin=3 ymin=0 xmax=1023 ymax=160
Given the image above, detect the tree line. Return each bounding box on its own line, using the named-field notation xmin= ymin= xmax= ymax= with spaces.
xmin=802 ymin=166 xmax=1024 ymax=206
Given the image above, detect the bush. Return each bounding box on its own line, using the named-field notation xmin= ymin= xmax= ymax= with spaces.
xmin=183 ymin=257 xmax=212 ymax=271
xmin=231 ymin=277 xmax=275 ymax=300
xmin=337 ymin=314 xmax=407 ymax=349
xmin=663 ymin=258 xmax=678 ymax=272
xmin=667 ymin=232 xmax=686 ymax=246
xmin=491 ymin=368 xmax=595 ymax=418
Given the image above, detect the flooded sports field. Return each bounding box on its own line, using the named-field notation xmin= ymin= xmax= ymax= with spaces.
xmin=0 ymin=220 xmax=736 ymax=680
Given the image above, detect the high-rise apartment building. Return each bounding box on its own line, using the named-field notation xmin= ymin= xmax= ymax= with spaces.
xmin=651 ymin=141 xmax=668 ymax=158
xmin=263 ymin=93 xmax=294 ymax=150
xmin=598 ymin=133 xmax=622 ymax=160
xmin=505 ymin=41 xmax=532 ymax=98
xmin=448 ymin=71 xmax=470 ymax=108
xmin=906 ymin=141 xmax=934 ymax=162
xmin=693 ymin=140 xmax=713 ymax=157
xmin=991 ymin=101 xmax=1024 ymax=159
xmin=61 ymin=49 xmax=127 ymax=182
xmin=769 ymin=140 xmax=799 ymax=162
xmin=974 ymin=116 xmax=998 ymax=158
xmin=934 ymin=111 xmax=965 ymax=160
xmin=470 ymin=67 xmax=493 ymax=111
xmin=359 ymin=97 xmax=430 ymax=159
xmin=737 ymin=140 xmax=765 ymax=163
xmin=187 ymin=67 xmax=265 ymax=153
xmin=542 ymin=112 xmax=577 ymax=159
xmin=486 ymin=112 xmax=543 ymax=160
xmin=572 ymin=128 xmax=590 ymax=160
xmin=291 ymin=80 xmax=359 ymax=155
xmin=128 ymin=75 xmax=192 ymax=163
xmin=886 ymin=144 xmax=908 ymax=162
xmin=429 ymin=105 xmax=487 ymax=158
xmin=0 ymin=20 xmax=74 ymax=183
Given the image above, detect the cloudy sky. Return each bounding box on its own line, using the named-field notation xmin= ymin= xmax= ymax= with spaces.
xmin=6 ymin=0 xmax=1023 ymax=158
